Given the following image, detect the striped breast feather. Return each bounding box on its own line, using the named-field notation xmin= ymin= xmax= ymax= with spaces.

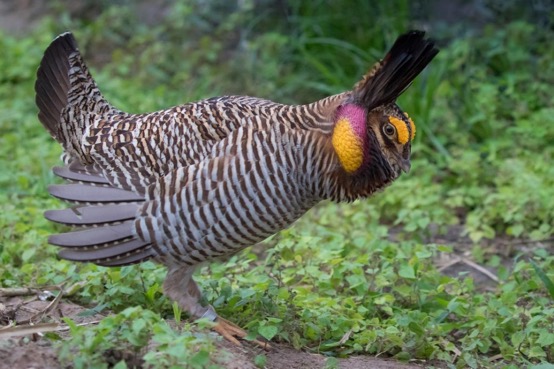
xmin=134 ymin=123 xmax=319 ymax=266
xmin=45 ymin=159 xmax=156 ymax=266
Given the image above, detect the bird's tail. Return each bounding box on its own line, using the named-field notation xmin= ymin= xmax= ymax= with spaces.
xmin=352 ymin=30 xmax=439 ymax=110
xmin=35 ymin=32 xmax=121 ymax=162
xmin=45 ymin=160 xmax=155 ymax=266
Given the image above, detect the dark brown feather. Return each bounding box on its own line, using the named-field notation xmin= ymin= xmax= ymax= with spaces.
xmin=48 ymin=161 xmax=151 ymax=265
xmin=353 ymin=30 xmax=439 ymax=109
xmin=45 ymin=203 xmax=139 ymax=226
xmin=94 ymin=247 xmax=156 ymax=266
xmin=58 ymin=238 xmax=150 ymax=261
xmin=48 ymin=183 xmax=144 ymax=203
xmin=48 ymin=221 xmax=134 ymax=247
xmin=34 ymin=32 xmax=78 ymax=140
xmin=53 ymin=165 xmax=110 ymax=184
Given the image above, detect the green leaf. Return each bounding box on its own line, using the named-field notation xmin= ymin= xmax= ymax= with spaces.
xmin=254 ymin=354 xmax=267 ymax=368
xmin=77 ymin=303 xmax=108 ymax=317
xmin=324 ymin=357 xmax=339 ymax=369
xmin=132 ymin=318 xmax=147 ymax=335
xmin=172 ymin=301 xmax=182 ymax=324
xmin=398 ymin=264 xmax=416 ymax=279
xmin=408 ymin=321 xmax=425 ymax=336
xmin=528 ymin=345 xmax=547 ymax=358
xmin=530 ymin=259 xmax=554 ymax=299
xmin=258 ymin=325 xmax=278 ymax=341
xmin=190 ymin=350 xmax=210 ymax=366
xmin=113 ymin=361 xmax=128 ymax=369
xmin=511 ymin=331 xmax=524 ymax=347
xmin=21 ymin=248 xmax=35 ymax=262
xmin=529 ymin=364 xmax=554 ymax=369
xmin=536 ymin=329 xmax=554 ymax=347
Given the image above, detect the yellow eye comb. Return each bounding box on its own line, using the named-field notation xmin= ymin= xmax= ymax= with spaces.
xmin=388 ymin=116 xmax=409 ymax=144
xmin=405 ymin=113 xmax=416 ymax=140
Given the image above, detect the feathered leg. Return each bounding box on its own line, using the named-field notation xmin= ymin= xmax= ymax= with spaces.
xmin=162 ymin=266 xmax=270 ymax=349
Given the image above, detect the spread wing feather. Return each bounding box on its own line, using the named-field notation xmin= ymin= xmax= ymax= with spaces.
xmin=45 ymin=160 xmax=154 ymax=266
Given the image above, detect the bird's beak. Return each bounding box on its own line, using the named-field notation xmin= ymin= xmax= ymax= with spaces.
xmin=399 ymin=159 xmax=411 ymax=174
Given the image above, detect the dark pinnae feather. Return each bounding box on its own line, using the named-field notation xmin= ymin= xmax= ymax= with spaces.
xmin=354 ymin=30 xmax=439 ymax=109
xmin=35 ymin=32 xmax=79 ymax=141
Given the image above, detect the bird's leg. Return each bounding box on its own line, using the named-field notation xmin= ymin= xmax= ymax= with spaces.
xmin=162 ymin=266 xmax=270 ymax=349
xmin=162 ymin=266 xmax=210 ymax=318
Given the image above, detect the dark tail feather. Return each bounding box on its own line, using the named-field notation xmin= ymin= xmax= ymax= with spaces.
xmin=95 ymin=247 xmax=156 ymax=266
xmin=49 ymin=221 xmax=135 ymax=247
xmin=354 ymin=30 xmax=439 ymax=109
xmin=35 ymin=32 xmax=120 ymax=161
xmin=46 ymin=161 xmax=154 ymax=267
xmin=53 ymin=165 xmax=110 ymax=184
xmin=57 ymin=232 xmax=155 ymax=266
xmin=45 ymin=203 xmax=139 ymax=226
xmin=48 ymin=183 xmax=144 ymax=203
xmin=35 ymin=32 xmax=78 ymax=141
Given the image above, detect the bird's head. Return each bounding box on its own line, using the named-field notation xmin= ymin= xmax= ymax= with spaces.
xmin=331 ymin=102 xmax=415 ymax=179
xmin=331 ymin=31 xmax=438 ymax=184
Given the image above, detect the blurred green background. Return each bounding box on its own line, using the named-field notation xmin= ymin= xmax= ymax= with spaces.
xmin=1 ymin=1 xmax=554 ymax=368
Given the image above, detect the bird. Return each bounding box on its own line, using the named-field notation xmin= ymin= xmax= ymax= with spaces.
xmin=35 ymin=30 xmax=438 ymax=346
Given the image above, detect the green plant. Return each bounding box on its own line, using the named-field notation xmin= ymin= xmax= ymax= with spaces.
xmin=58 ymin=307 xmax=226 ymax=369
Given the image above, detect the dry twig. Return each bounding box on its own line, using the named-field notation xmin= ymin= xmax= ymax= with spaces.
xmin=0 ymin=320 xmax=101 ymax=339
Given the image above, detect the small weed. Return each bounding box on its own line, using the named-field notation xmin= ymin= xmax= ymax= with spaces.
xmin=58 ymin=307 xmax=226 ymax=369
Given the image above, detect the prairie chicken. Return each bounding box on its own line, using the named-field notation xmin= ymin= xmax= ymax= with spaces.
xmin=36 ymin=31 xmax=438 ymax=346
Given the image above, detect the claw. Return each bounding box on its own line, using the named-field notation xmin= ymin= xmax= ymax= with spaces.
xmin=213 ymin=316 xmax=271 ymax=350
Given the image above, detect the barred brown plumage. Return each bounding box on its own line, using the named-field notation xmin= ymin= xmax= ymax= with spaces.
xmin=36 ymin=30 xmax=438 ymax=346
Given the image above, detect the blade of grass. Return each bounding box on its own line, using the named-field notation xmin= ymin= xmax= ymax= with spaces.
xmin=530 ymin=259 xmax=554 ymax=299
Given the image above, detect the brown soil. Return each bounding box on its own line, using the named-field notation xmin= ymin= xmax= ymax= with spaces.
xmin=222 ymin=342 xmax=430 ymax=369
xmin=0 ymin=338 xmax=430 ymax=369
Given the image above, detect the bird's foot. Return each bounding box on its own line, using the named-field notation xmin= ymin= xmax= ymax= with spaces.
xmin=213 ymin=316 xmax=271 ymax=350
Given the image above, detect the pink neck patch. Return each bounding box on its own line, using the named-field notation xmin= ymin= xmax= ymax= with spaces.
xmin=336 ymin=104 xmax=367 ymax=142
xmin=331 ymin=104 xmax=369 ymax=173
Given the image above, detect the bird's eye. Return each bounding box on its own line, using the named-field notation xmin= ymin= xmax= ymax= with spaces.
xmin=383 ymin=123 xmax=395 ymax=136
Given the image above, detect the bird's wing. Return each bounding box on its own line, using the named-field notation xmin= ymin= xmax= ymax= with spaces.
xmin=82 ymin=107 xmax=282 ymax=193
xmin=80 ymin=92 xmax=345 ymax=192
